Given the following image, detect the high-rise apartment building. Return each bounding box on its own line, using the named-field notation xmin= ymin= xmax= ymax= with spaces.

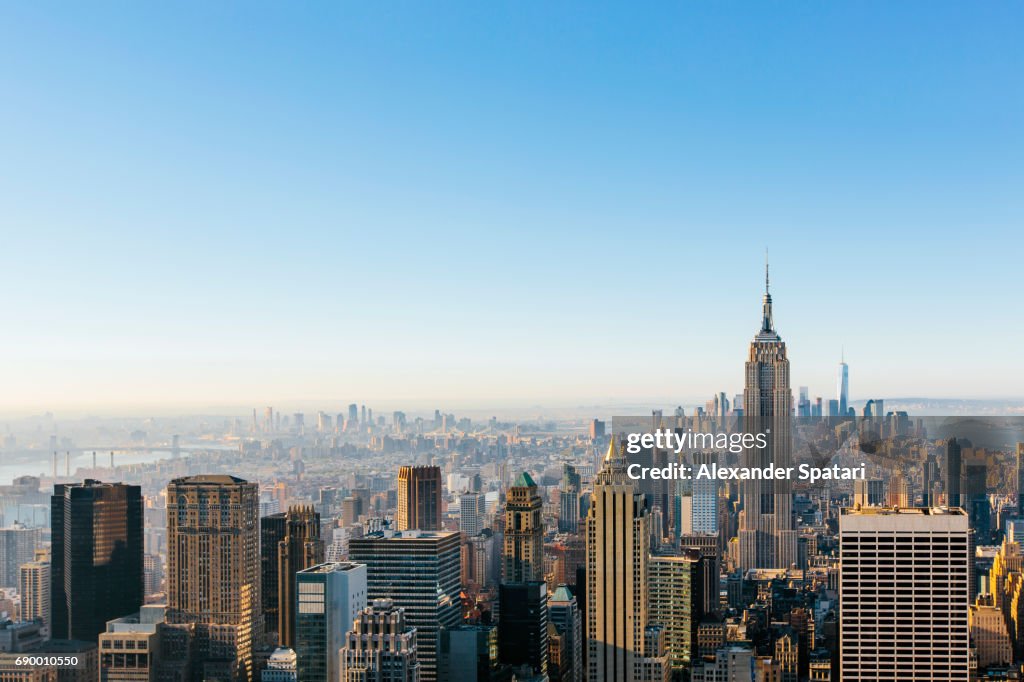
xmin=739 ymin=264 xmax=796 ymax=570
xmin=396 ymin=466 xmax=442 ymax=531
xmin=51 ymin=480 xmax=143 ymax=642
xmin=294 ymin=562 xmax=367 ymax=682
xmin=459 ymin=492 xmax=486 ymax=537
xmin=586 ymin=440 xmax=670 ymax=682
xmin=839 ymin=507 xmax=970 ymax=680
xmin=166 ymin=475 xmax=260 ymax=682
xmin=0 ymin=523 xmax=40 ymax=589
xmin=340 ymin=599 xmax=419 ymax=682
xmin=348 ymin=530 xmax=460 ymax=682
xmin=502 ymin=472 xmax=543 ymax=583
xmin=19 ymin=556 xmax=49 ymax=633
xmin=648 ymin=550 xmax=704 ymax=672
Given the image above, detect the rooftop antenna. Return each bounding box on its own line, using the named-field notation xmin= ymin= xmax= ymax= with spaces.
xmin=765 ymin=248 xmax=770 ymax=295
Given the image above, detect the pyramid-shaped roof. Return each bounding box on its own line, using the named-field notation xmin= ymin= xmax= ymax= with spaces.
xmin=513 ymin=471 xmax=536 ymax=488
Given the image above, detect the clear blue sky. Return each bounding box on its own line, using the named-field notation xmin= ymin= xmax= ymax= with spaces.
xmin=0 ymin=2 xmax=1021 ymax=412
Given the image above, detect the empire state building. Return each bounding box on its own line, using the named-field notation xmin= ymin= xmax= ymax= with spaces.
xmin=738 ymin=263 xmax=797 ymax=570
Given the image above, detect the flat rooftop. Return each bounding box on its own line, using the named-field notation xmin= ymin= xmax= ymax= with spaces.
xmin=298 ymin=561 xmax=364 ymax=574
xmin=840 ymin=506 xmax=967 ymax=516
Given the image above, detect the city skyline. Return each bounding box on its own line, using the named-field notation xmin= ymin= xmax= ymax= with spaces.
xmin=1 ymin=4 xmax=1021 ymax=681
xmin=1 ymin=3 xmax=1022 ymax=411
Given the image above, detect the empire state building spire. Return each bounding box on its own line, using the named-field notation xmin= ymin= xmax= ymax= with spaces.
xmin=756 ymin=253 xmax=780 ymax=342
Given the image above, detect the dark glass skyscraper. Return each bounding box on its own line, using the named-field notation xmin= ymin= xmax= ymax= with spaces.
xmin=498 ymin=581 xmax=548 ymax=677
xmin=261 ymin=507 xmax=325 ymax=646
xmin=260 ymin=513 xmax=288 ymax=634
xmin=50 ymin=479 xmax=143 ymax=642
xmin=946 ymin=437 xmax=962 ymax=508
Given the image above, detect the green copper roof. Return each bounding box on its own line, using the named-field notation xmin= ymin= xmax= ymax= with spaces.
xmin=513 ymin=471 xmax=536 ymax=488
xmin=551 ymin=585 xmax=574 ymax=602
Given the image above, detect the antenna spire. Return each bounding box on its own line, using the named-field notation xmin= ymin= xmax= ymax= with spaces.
xmin=760 ymin=250 xmax=774 ymax=333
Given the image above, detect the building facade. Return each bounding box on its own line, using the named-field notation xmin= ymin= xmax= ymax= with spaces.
xmin=166 ymin=475 xmax=260 ymax=682
xmin=586 ymin=440 xmax=670 ymax=682
xmin=51 ymin=481 xmax=143 ymax=643
xmin=294 ymin=562 xmax=367 ymax=682
xmin=738 ymin=266 xmax=796 ymax=570
xmin=839 ymin=507 xmax=970 ymax=680
xmin=501 ymin=472 xmax=543 ymax=584
xmin=396 ymin=467 xmax=442 ymax=532
xmin=339 ymin=599 xmax=419 ymax=682
xmin=348 ymin=531 xmax=460 ymax=682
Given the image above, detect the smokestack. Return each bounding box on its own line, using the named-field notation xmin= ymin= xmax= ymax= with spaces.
xmin=93 ymin=451 xmax=97 ymax=470
xmin=65 ymin=451 xmax=70 ymax=477
xmin=110 ymin=451 xmax=114 ymax=469
xmin=52 ymin=451 xmax=57 ymax=478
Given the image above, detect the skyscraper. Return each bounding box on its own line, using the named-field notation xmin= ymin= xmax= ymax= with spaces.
xmin=853 ymin=479 xmax=885 ymax=508
xmin=166 ymin=475 xmax=260 ymax=682
xmin=648 ymin=550 xmax=704 ymax=672
xmin=837 ymin=352 xmax=849 ymax=417
xmin=396 ymin=466 xmax=442 ymax=531
xmin=294 ymin=562 xmax=367 ymax=682
xmin=275 ymin=507 xmax=324 ymax=648
xmin=558 ymin=464 xmax=581 ymax=533
xmin=839 ymin=507 xmax=970 ymax=680
xmin=261 ymin=513 xmax=289 ymax=635
xmin=51 ymin=480 xmax=143 ymax=642
xmin=459 ymin=492 xmax=487 ymax=537
xmin=502 ymin=471 xmax=543 ymax=583
xmin=586 ymin=439 xmax=670 ymax=682
xmin=340 ymin=599 xmax=419 ymax=682
xmin=1016 ymin=443 xmax=1024 ymax=516
xmin=348 ymin=530 xmax=461 ymax=682
xmin=19 ymin=555 xmax=50 ymax=634
xmin=549 ymin=585 xmax=582 ymax=682
xmin=440 ymin=625 xmax=501 ymax=682
xmin=739 ymin=262 xmax=796 ymax=570
xmin=0 ymin=523 xmax=40 ymax=588
xmin=690 ymin=452 xmax=718 ymax=535
xmin=946 ymin=437 xmax=962 ymax=508
xmin=497 ymin=581 xmax=548 ymax=677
